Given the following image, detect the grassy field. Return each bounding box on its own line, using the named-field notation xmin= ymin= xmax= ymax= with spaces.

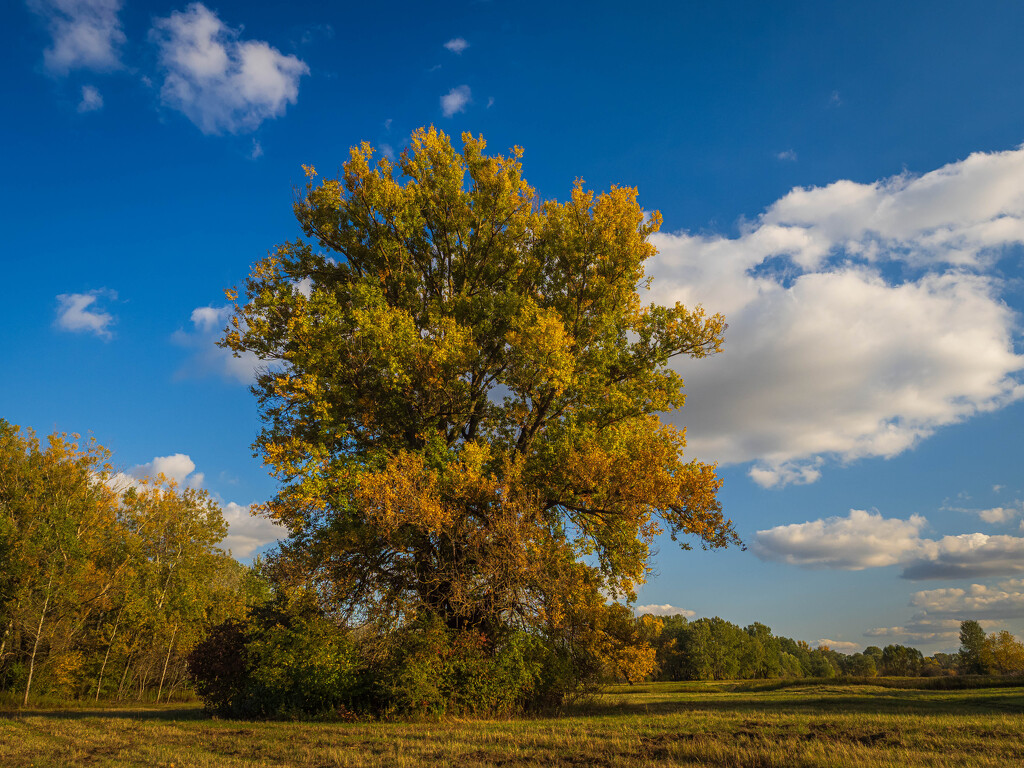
xmin=2 ymin=680 xmax=1023 ymax=767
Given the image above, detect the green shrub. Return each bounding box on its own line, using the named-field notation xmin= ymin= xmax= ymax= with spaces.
xmin=188 ymin=597 xmax=360 ymax=719
xmin=366 ymin=613 xmax=548 ymax=717
xmin=189 ymin=602 xmax=596 ymax=720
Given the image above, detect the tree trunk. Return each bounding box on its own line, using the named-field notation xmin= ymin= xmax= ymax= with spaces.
xmin=94 ymin=604 xmax=124 ymax=701
xmin=0 ymin=615 xmax=14 ymax=663
xmin=23 ymin=572 xmax=54 ymax=707
xmin=116 ymin=652 xmax=134 ymax=700
xmin=156 ymin=624 xmax=178 ymax=703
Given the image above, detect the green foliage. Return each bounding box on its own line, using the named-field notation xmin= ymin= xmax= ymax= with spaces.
xmin=0 ymin=420 xmax=257 ymax=704
xmin=189 ymin=600 xmax=557 ymax=719
xmin=958 ymin=620 xmax=989 ymax=675
xmin=644 ymin=614 xmax=970 ymax=682
xmin=881 ymin=644 xmax=923 ymax=676
xmin=188 ymin=595 xmax=360 ymax=719
xmin=366 ymin=612 xmax=548 ymax=717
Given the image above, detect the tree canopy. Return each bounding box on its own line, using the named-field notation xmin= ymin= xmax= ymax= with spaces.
xmin=223 ymin=127 xmax=737 ymax=666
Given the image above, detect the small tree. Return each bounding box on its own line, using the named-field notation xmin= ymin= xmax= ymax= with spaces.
xmin=958 ymin=620 xmax=989 ymax=675
xmin=987 ymin=630 xmax=1024 ymax=675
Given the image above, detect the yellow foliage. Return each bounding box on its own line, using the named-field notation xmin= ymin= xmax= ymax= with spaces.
xmin=222 ymin=126 xmax=737 ymax=642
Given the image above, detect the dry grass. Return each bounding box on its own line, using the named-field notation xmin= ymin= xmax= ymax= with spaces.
xmin=2 ymin=681 xmax=1022 ymax=767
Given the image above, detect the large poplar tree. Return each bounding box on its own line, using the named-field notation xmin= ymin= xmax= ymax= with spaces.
xmin=223 ymin=127 xmax=738 ymax=645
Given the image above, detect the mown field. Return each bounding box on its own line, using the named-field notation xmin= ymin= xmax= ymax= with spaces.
xmin=2 ymin=680 xmax=1023 ymax=767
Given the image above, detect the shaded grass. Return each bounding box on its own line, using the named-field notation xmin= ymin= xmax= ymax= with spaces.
xmin=2 ymin=681 xmax=1023 ymax=767
xmin=730 ymin=675 xmax=1024 ymax=692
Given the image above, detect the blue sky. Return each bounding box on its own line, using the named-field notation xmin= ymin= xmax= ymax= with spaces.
xmin=5 ymin=0 xmax=1024 ymax=653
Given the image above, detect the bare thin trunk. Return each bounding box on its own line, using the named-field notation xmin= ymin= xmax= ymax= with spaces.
xmin=116 ymin=652 xmax=134 ymax=700
xmin=137 ymin=665 xmax=147 ymax=700
xmin=0 ymin=616 xmax=14 ymax=662
xmin=23 ymin=572 xmax=54 ymax=707
xmin=95 ymin=604 xmax=124 ymax=701
xmin=156 ymin=624 xmax=178 ymax=703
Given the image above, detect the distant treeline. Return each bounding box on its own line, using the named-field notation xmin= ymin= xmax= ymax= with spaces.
xmin=0 ymin=422 xmax=261 ymax=705
xmin=630 ymin=614 xmax=1024 ymax=683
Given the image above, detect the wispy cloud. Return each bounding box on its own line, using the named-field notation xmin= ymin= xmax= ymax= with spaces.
xmin=635 ymin=604 xmax=695 ymax=617
xmin=864 ymin=617 xmax=965 ymax=646
xmin=55 ymin=289 xmax=115 ymax=338
xmin=441 ymin=84 xmax=471 ymax=117
xmin=943 ymin=500 xmax=1022 ymax=525
xmin=443 ymin=37 xmax=469 ymax=54
xmin=649 ymin=146 xmax=1024 ymax=486
xmin=776 ymin=149 xmax=797 ymax=161
xmin=77 ymin=84 xmax=103 ymax=112
xmin=817 ymin=639 xmax=860 ymax=653
xmin=29 ymin=0 xmax=125 ymax=75
xmin=754 ymin=509 xmax=1024 ymax=580
xmin=150 ymin=3 xmax=309 ymax=134
xmin=172 ymin=304 xmax=262 ymax=383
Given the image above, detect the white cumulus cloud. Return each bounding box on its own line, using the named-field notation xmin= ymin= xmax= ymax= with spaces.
xmin=108 ymin=452 xmax=204 ymax=492
xmin=150 ymin=3 xmax=309 ymax=134
xmin=649 ymin=146 xmax=1024 ymax=486
xmin=441 ymin=85 xmax=471 ymax=117
xmin=55 ymin=289 xmax=115 ymax=338
xmin=635 ymin=604 xmax=696 ymax=617
xmin=444 ymin=37 xmax=469 ymax=54
xmin=131 ymin=453 xmax=203 ymax=487
xmin=903 ymin=534 xmax=1024 ymax=580
xmin=978 ymin=505 xmax=1021 ymax=524
xmin=909 ymin=580 xmax=1024 ymax=621
xmin=109 ymin=454 xmax=284 ymax=559
xmin=29 ymin=0 xmax=125 ymax=74
xmin=753 ymin=509 xmax=927 ymax=570
xmin=222 ymin=501 xmax=286 ymax=559
xmin=755 ymin=509 xmax=1024 ymax=580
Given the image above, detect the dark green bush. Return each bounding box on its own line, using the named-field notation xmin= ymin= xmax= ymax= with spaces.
xmin=188 ymin=602 xmax=592 ymax=719
xmin=187 ymin=597 xmax=360 ymax=719
xmin=365 ymin=613 xmax=549 ymax=717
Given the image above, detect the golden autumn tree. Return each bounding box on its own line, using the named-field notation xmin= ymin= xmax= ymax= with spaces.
xmin=0 ymin=421 xmax=253 ymax=705
xmin=223 ymin=127 xmax=737 ymax=665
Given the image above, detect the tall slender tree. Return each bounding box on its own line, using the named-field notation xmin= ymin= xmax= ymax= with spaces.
xmin=958 ymin=620 xmax=989 ymax=675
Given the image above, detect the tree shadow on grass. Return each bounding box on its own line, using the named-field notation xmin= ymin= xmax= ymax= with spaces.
xmin=570 ymin=691 xmax=1024 ymax=719
xmin=0 ymin=705 xmax=207 ymax=721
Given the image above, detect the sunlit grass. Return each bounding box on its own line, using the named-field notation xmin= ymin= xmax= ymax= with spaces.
xmin=2 ymin=681 xmax=1022 ymax=767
